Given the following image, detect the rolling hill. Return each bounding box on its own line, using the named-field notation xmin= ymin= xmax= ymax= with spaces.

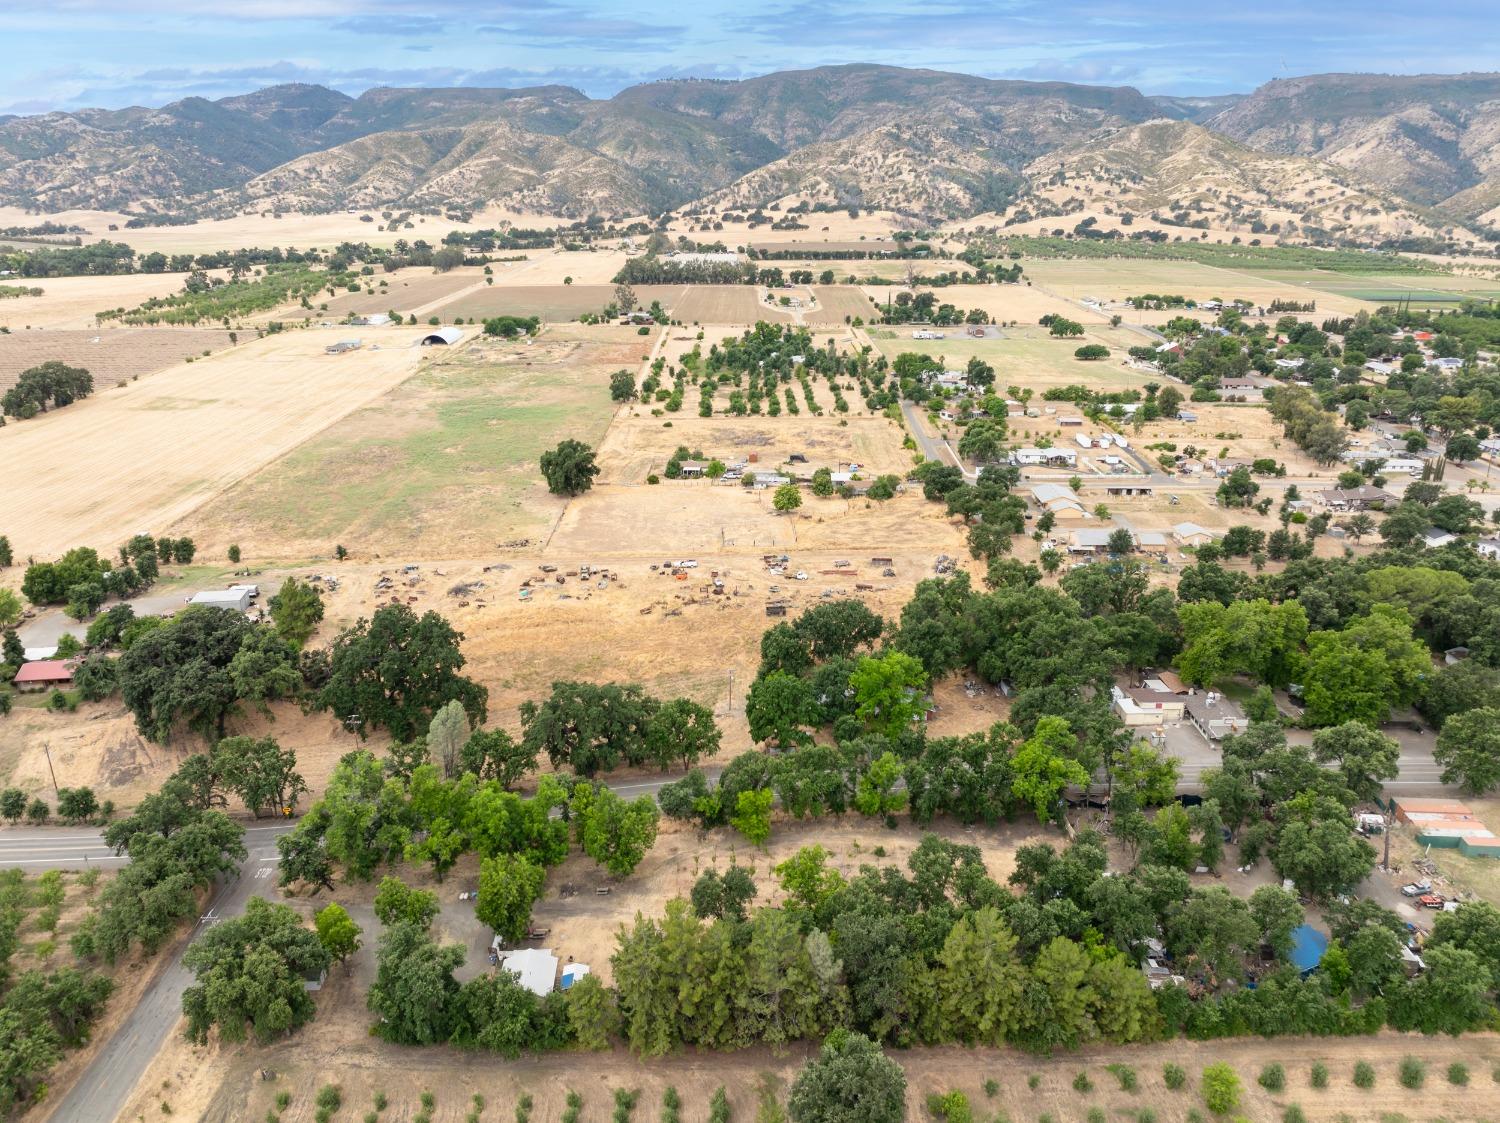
xmin=1208 ymin=73 xmax=1500 ymax=228
xmin=1012 ymin=119 xmax=1466 ymax=245
xmin=2 ymin=66 xmax=1498 ymax=241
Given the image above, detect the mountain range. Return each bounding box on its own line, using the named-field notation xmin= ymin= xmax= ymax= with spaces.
xmin=2 ymin=65 xmax=1498 ymax=242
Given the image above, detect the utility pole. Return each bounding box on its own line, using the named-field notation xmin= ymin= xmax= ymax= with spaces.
xmin=43 ymin=744 xmax=59 ymax=797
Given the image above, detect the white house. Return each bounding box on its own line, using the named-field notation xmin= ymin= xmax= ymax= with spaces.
xmin=1423 ymin=528 xmax=1458 ymax=549
xmin=1476 ymin=538 xmax=1500 ymax=560
xmin=1010 ymin=447 xmax=1077 ymax=468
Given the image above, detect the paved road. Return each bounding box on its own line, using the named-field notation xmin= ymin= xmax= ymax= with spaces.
xmin=899 ymin=399 xmax=976 ymax=479
xmin=5 ymin=766 xmax=708 ymax=1123
xmin=35 ymin=824 xmax=292 ymax=1123
xmin=0 ymin=830 xmax=132 ymax=869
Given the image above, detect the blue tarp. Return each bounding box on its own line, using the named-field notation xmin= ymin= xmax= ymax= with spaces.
xmin=1290 ymin=924 xmax=1330 ymax=975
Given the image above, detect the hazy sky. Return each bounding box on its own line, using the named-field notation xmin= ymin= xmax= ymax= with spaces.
xmin=2 ymin=0 xmax=1496 ymax=115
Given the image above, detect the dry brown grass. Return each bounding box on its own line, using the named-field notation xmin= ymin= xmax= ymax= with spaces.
xmin=0 ymin=327 xmax=235 ymax=393
xmin=0 ymin=272 xmax=216 ymax=331
xmin=320 ymin=269 xmax=482 ymax=317
xmin=0 ymin=330 xmax=424 ymax=560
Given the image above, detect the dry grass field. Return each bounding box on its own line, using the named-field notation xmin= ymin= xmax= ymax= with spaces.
xmin=173 ymin=1033 xmax=1500 ymax=1123
xmin=675 ymin=285 xmax=781 ymax=324
xmin=1020 ymin=257 xmax=1380 ymax=316
xmin=319 ymin=268 xmax=483 ymax=317
xmin=0 ymin=330 xmax=424 ymax=559
xmin=806 ymin=284 xmax=878 ymax=324
xmin=595 ymin=413 xmax=912 ymax=483
xmin=0 ymin=204 xmax=546 ymax=255
xmin=0 ymin=272 xmax=211 ymax=331
xmin=185 ymin=325 xmax=632 ymax=561
xmin=867 ymin=321 xmax=1144 ymax=392
xmin=0 ymin=327 xmax=236 ymax=393
xmin=436 ymin=283 xmax=678 ymax=321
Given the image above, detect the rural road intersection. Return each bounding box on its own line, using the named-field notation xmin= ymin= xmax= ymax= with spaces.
xmin=2 ymin=770 xmax=707 ymax=1123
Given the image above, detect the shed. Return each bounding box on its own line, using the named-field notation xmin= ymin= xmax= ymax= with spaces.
xmin=1288 ymin=925 xmax=1329 ymax=977
xmin=419 ymin=327 xmax=464 ymax=346
xmin=12 ymin=660 xmax=76 ymax=692
xmin=1393 ymin=798 xmax=1473 ymax=825
xmin=495 ymin=946 xmax=558 ymax=996
xmin=189 ymin=587 xmax=254 ymax=612
xmin=559 ymin=963 xmax=591 ymax=990
xmin=1459 ymin=837 xmax=1500 ymax=859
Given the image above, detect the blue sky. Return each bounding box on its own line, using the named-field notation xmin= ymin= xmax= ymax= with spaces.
xmin=2 ymin=0 xmax=1496 ymax=115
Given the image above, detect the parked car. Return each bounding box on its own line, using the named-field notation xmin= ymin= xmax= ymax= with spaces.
xmin=1401 ymin=881 xmax=1432 ymax=897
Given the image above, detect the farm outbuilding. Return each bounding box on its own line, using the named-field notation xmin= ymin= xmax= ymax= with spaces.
xmin=419 ymin=327 xmax=463 ymax=346
xmin=188 ymin=587 xmax=255 ymax=612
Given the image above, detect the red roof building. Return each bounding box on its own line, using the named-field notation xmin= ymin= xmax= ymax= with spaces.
xmin=12 ymin=660 xmax=76 ymax=691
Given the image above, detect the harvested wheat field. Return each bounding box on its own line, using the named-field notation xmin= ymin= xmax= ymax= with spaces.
xmin=805 ymin=284 xmax=879 ymax=324
xmin=0 ymin=327 xmax=236 ymax=393
xmin=675 ymin=285 xmax=782 ymax=324
xmin=0 ymin=271 xmax=210 ymax=331
xmin=185 ymin=325 xmax=633 ymax=560
xmin=490 ymin=247 xmax=629 ymax=285
xmin=436 ymin=284 xmax=680 ymax=322
xmin=0 ymin=330 xmax=424 ymax=559
xmin=320 ymin=268 xmax=484 ymax=317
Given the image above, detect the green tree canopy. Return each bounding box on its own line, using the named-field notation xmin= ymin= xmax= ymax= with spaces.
xmin=788 ymin=1030 xmax=907 ymax=1123
xmin=318 ymin=604 xmax=487 ymax=742
xmin=540 ymin=439 xmax=600 ymax=496
xmin=181 ymin=896 xmax=329 ymax=1045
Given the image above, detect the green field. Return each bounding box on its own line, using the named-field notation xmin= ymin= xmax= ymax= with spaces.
xmin=997 ymin=235 xmax=1442 ymax=274
xmin=1241 ymin=268 xmax=1500 ymax=306
xmin=193 ymin=327 xmax=626 ymax=557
